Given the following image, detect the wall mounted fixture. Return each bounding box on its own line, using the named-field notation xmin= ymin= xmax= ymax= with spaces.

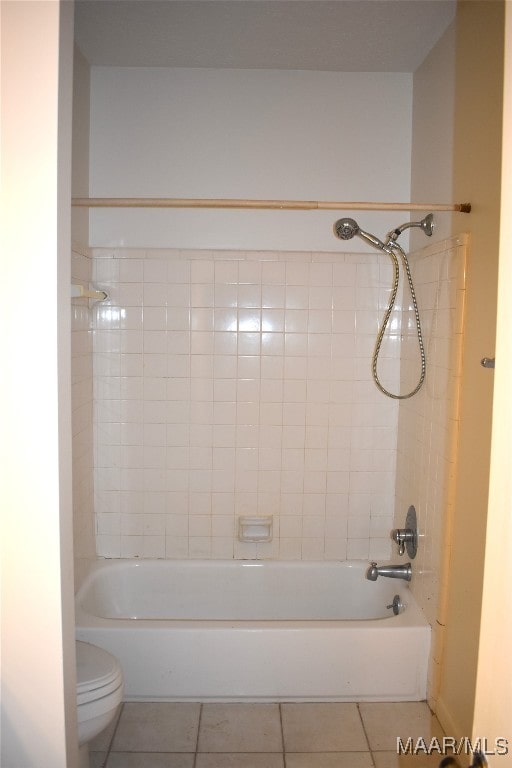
xmin=71 ymin=197 xmax=471 ymax=213
xmin=71 ymin=284 xmax=109 ymax=302
xmin=391 ymin=505 xmax=418 ymax=558
xmin=238 ymin=516 xmax=273 ymax=543
xmin=387 ymin=594 xmax=405 ymax=615
xmin=367 ymin=563 xmax=412 ymax=581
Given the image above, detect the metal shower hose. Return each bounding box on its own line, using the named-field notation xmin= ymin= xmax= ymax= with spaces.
xmin=372 ymin=242 xmax=426 ymax=399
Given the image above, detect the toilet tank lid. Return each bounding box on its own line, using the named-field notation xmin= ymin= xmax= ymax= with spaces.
xmin=76 ymin=641 xmax=123 ymax=694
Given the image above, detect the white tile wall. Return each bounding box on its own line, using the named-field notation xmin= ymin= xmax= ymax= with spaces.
xmin=393 ymin=233 xmax=467 ymax=705
xmin=92 ymin=248 xmax=401 ymax=560
xmin=71 ymin=245 xmax=96 ymax=588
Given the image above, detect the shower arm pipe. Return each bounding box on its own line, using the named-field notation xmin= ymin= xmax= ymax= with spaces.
xmin=71 ymin=197 xmax=471 ymax=213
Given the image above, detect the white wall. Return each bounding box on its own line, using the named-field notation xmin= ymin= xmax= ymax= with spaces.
xmin=72 ymin=45 xmax=90 ymax=246
xmin=403 ymin=18 xmax=461 ymax=711
xmin=394 ymin=234 xmax=467 ymax=708
xmin=0 ymin=1 xmax=78 ymax=766
xmin=72 ymin=246 xmax=96 ymax=589
xmin=71 ymin=40 xmax=95 ymax=591
xmin=410 ymin=21 xmax=456 ymax=249
xmin=85 ymin=60 xmax=469 ymax=574
xmin=92 ymin=246 xmax=398 ymax=561
xmin=89 ymin=67 xmax=412 ymax=251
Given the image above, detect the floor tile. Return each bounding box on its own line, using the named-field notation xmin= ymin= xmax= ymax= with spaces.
xmin=112 ymin=702 xmax=201 ymax=752
xmin=89 ymin=703 xmax=122 ymax=751
xmin=285 ymin=752 xmax=374 ymax=767
xmin=106 ymin=754 xmax=194 ymax=768
xmin=89 ymin=753 xmax=106 ymax=768
xmin=196 ymin=754 xmax=285 ymax=767
xmin=372 ymin=750 xmax=448 ymax=768
xmin=359 ymin=702 xmax=444 ymax=752
xmin=281 ymin=703 xmax=368 ymax=752
xmin=198 ymin=703 xmax=283 ymax=753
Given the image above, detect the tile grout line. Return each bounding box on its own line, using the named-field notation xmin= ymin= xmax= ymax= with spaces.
xmin=356 ymin=703 xmax=376 ymax=768
xmin=102 ymin=702 xmax=124 ymax=768
xmin=193 ymin=702 xmax=204 ymax=768
xmin=279 ymin=703 xmax=286 ymax=767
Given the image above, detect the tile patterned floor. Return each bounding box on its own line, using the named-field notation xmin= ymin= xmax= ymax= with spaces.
xmin=89 ymin=701 xmax=446 ymax=768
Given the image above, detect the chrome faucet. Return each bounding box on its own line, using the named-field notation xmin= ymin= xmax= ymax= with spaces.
xmin=391 ymin=528 xmax=416 ymax=556
xmin=366 ymin=562 xmax=412 ymax=581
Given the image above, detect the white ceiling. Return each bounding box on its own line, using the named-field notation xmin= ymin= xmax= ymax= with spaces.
xmin=74 ymin=0 xmax=456 ymax=73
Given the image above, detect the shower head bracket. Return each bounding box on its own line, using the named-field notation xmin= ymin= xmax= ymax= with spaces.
xmin=386 ymin=213 xmax=435 ymax=244
xmin=421 ymin=213 xmax=434 ymax=236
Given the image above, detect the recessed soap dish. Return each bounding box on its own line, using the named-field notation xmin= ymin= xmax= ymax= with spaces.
xmin=238 ymin=516 xmax=273 ymax=543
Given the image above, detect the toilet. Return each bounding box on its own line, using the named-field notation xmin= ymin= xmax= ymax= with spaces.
xmin=76 ymin=641 xmax=123 ymax=767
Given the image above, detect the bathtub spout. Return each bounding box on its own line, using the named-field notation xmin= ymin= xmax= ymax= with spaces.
xmin=366 ymin=562 xmax=412 ymax=581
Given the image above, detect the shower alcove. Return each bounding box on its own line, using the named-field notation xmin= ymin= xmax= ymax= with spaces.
xmin=71 ymin=0 xmax=480 ymax=713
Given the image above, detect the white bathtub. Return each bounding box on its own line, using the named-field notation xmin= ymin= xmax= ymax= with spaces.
xmin=75 ymin=559 xmax=430 ymax=702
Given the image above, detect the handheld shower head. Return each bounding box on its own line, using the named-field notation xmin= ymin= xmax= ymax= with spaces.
xmin=334 ymin=218 xmax=387 ymax=251
xmin=332 ymin=213 xmax=429 ymax=400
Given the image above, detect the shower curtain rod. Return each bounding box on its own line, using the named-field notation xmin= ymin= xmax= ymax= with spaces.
xmin=72 ymin=197 xmax=471 ymax=213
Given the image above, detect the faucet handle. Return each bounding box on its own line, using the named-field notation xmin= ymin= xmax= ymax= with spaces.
xmin=392 ymin=529 xmax=406 ymax=556
xmin=391 ymin=505 xmax=418 ymax=558
xmin=391 ymin=527 xmax=417 ymax=558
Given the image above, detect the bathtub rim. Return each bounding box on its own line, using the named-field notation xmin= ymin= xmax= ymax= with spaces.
xmin=75 ymin=556 xmax=429 ymax=631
